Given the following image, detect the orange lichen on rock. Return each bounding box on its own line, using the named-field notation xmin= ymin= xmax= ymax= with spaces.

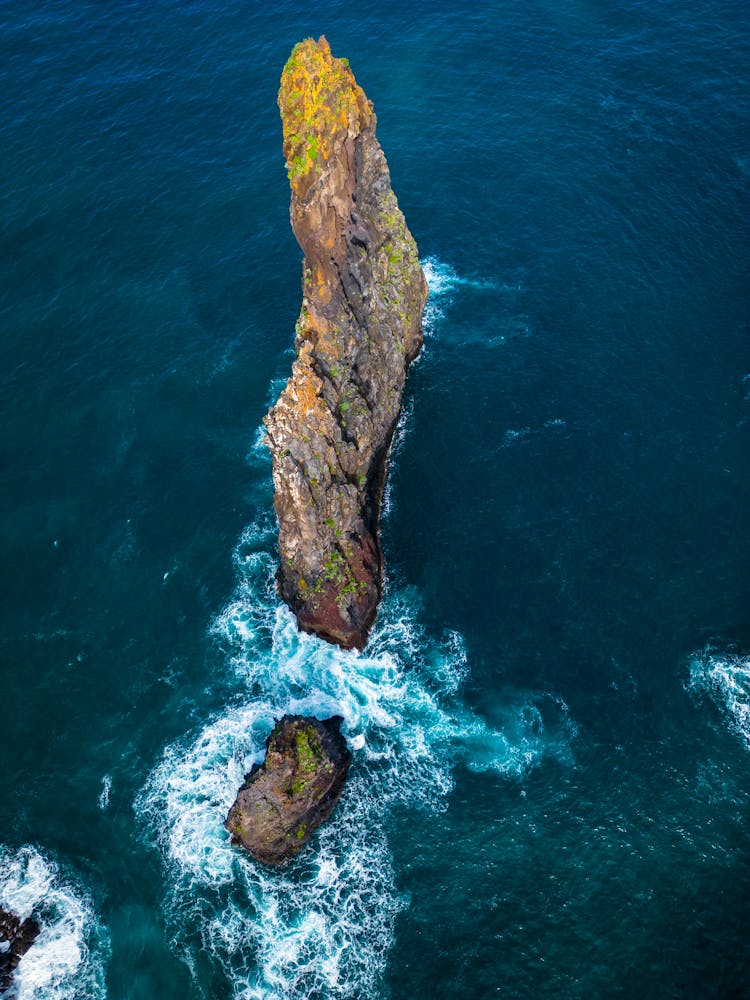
xmin=278 ymin=36 xmax=370 ymax=191
xmin=283 ymin=344 xmax=327 ymax=418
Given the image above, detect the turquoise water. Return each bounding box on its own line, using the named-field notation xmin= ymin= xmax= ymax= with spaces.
xmin=1 ymin=2 xmax=749 ymax=997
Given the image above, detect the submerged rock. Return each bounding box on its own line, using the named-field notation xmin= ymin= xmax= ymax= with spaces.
xmin=225 ymin=715 xmax=351 ymax=866
xmin=0 ymin=906 xmax=39 ymax=993
xmin=265 ymin=36 xmax=428 ymax=649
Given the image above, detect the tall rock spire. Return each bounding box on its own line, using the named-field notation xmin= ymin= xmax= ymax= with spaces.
xmin=265 ymin=37 xmax=428 ymax=649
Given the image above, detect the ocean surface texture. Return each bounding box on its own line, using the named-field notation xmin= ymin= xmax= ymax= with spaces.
xmin=1 ymin=2 xmax=748 ymax=998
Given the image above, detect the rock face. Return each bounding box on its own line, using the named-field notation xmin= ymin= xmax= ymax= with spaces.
xmin=264 ymin=37 xmax=428 ymax=649
xmin=0 ymin=906 xmax=39 ymax=993
xmin=225 ymin=715 xmax=351 ymax=866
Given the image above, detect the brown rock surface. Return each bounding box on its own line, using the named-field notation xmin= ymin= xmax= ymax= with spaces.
xmin=264 ymin=37 xmax=428 ymax=649
xmin=0 ymin=906 xmax=39 ymax=993
xmin=225 ymin=715 xmax=351 ymax=866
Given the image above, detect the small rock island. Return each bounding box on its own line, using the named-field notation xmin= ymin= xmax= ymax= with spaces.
xmin=265 ymin=36 xmax=428 ymax=649
xmin=225 ymin=715 xmax=351 ymax=866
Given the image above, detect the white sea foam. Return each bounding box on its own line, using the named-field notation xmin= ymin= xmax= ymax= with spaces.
xmin=422 ymin=256 xmax=498 ymax=299
xmin=502 ymin=418 xmax=567 ymax=447
xmin=249 ymin=425 xmax=267 ymax=455
xmin=421 ymin=256 xmax=500 ymax=334
xmin=381 ymin=397 xmax=416 ymax=518
xmin=422 ymin=256 xmax=462 ymax=332
xmin=97 ymin=775 xmax=112 ymax=812
xmin=687 ymin=647 xmax=750 ymax=748
xmin=503 ymin=426 xmax=532 ymax=445
xmin=422 ymin=257 xmax=532 ymax=351
xmin=265 ymin=376 xmax=289 ymax=408
xmin=0 ymin=846 xmax=108 ymax=1000
xmin=139 ymin=520 xmax=576 ymax=999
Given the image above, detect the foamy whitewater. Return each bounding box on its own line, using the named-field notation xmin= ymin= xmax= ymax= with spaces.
xmin=0 ymin=847 xmax=108 ymax=1000
xmin=687 ymin=648 xmax=750 ymax=749
xmin=422 ymin=257 xmax=500 ymax=336
xmin=137 ymin=262 xmax=577 ymax=998
xmin=421 ymin=257 xmax=530 ymax=349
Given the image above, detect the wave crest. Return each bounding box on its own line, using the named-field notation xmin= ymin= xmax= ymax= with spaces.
xmin=687 ymin=647 xmax=750 ymax=748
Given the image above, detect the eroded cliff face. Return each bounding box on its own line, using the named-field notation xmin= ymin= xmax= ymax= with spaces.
xmin=264 ymin=36 xmax=428 ymax=649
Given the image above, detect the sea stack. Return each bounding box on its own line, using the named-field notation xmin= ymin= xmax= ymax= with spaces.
xmin=225 ymin=715 xmax=351 ymax=866
xmin=265 ymin=37 xmax=428 ymax=649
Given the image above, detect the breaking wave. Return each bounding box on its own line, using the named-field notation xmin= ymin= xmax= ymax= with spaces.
xmin=0 ymin=846 xmax=108 ymax=1000
xmin=687 ymin=647 xmax=750 ymax=748
xmin=422 ymin=256 xmax=500 ymax=333
xmin=421 ymin=256 xmax=531 ymax=350
xmin=138 ymin=518 xmax=576 ymax=999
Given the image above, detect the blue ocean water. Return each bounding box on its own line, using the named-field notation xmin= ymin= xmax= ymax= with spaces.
xmin=1 ymin=1 xmax=749 ymax=997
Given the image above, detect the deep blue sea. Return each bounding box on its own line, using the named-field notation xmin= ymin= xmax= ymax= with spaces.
xmin=1 ymin=2 xmax=749 ymax=997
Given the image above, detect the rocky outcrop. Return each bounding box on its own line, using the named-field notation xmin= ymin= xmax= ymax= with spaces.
xmin=0 ymin=906 xmax=39 ymax=993
xmin=264 ymin=37 xmax=428 ymax=649
xmin=225 ymin=715 xmax=351 ymax=866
